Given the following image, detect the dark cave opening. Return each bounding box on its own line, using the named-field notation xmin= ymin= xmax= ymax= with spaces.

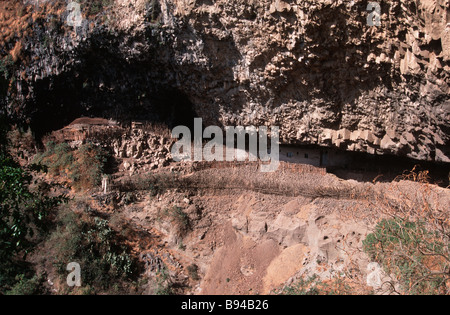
xmin=328 ymin=150 xmax=450 ymax=188
xmin=28 ymin=70 xmax=198 ymax=142
xmin=29 ymin=74 xmax=85 ymax=141
xmin=280 ymin=143 xmax=450 ymax=187
xmin=25 ymin=28 xmax=199 ymax=141
xmin=145 ymin=89 xmax=198 ymax=131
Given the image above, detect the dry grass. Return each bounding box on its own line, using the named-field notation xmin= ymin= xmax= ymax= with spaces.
xmin=137 ymin=121 xmax=172 ymax=139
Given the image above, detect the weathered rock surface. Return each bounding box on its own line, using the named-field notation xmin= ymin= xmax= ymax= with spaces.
xmin=132 ymin=164 xmax=450 ymax=295
xmin=46 ymin=117 xmax=174 ymax=173
xmin=111 ymin=127 xmax=173 ymax=172
xmin=1 ymin=0 xmax=449 ymax=162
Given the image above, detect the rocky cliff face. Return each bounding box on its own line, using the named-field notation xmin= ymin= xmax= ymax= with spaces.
xmin=1 ymin=0 xmax=449 ymax=162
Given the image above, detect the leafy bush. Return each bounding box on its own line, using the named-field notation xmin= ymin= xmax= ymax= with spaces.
xmin=69 ymin=143 xmax=108 ymax=190
xmin=49 ymin=208 xmax=136 ymax=293
xmin=363 ymin=168 xmax=450 ymax=295
xmin=0 ymin=137 xmax=67 ymax=293
xmin=5 ymin=274 xmax=42 ymax=295
xmin=33 ymin=142 xmax=108 ymax=191
xmin=34 ymin=142 xmax=73 ymax=176
xmin=0 ymin=155 xmax=66 ymax=254
xmin=363 ymin=218 xmax=449 ymax=295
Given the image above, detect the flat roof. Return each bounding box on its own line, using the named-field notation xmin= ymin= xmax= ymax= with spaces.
xmin=67 ymin=117 xmax=118 ymax=127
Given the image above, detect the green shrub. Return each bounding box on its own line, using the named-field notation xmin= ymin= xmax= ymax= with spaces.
xmin=33 ymin=142 xmax=108 ymax=191
xmin=0 ymin=154 xmax=66 ymax=254
xmin=363 ymin=218 xmax=449 ymax=295
xmin=0 ymin=144 xmax=67 ymax=293
xmin=79 ymin=0 xmax=113 ymax=16
xmin=69 ymin=143 xmax=108 ymax=190
xmin=159 ymin=206 xmax=190 ymax=236
xmin=279 ymin=276 xmax=322 ymax=295
xmin=33 ymin=142 xmax=72 ymax=176
xmin=278 ymin=275 xmax=353 ymax=295
xmin=5 ymin=274 xmax=42 ymax=295
xmin=155 ymin=267 xmax=174 ymax=295
xmin=50 ymin=208 xmax=136 ymax=293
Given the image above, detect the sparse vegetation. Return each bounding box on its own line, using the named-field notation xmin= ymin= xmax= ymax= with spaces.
xmin=363 ymin=168 xmax=450 ymax=295
xmin=155 ymin=266 xmax=174 ymax=295
xmin=0 ymin=122 xmax=67 ymax=294
xmin=0 ymin=55 xmax=14 ymax=102
xmin=159 ymin=206 xmax=190 ymax=237
xmin=278 ymin=275 xmax=354 ymax=296
xmin=187 ymin=264 xmax=200 ymax=281
xmin=0 ymin=55 xmax=14 ymax=81
xmin=7 ymin=127 xmax=35 ymax=155
xmin=5 ymin=274 xmax=43 ymax=295
xmin=79 ymin=0 xmax=113 ymax=16
xmin=116 ymin=172 xmax=177 ymax=197
xmin=48 ymin=207 xmax=137 ymax=294
xmin=33 ymin=141 xmax=109 ymax=191
xmin=363 ymin=218 xmax=449 ymax=295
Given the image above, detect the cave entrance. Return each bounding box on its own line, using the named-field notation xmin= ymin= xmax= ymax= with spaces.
xmin=150 ymin=89 xmax=198 ymax=131
xmin=29 ymin=73 xmax=85 ymax=141
xmin=29 ymin=80 xmax=199 ymax=142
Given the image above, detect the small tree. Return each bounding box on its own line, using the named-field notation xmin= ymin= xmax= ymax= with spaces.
xmin=364 ymin=167 xmax=450 ymax=295
xmin=0 ymin=126 xmax=67 ymax=292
